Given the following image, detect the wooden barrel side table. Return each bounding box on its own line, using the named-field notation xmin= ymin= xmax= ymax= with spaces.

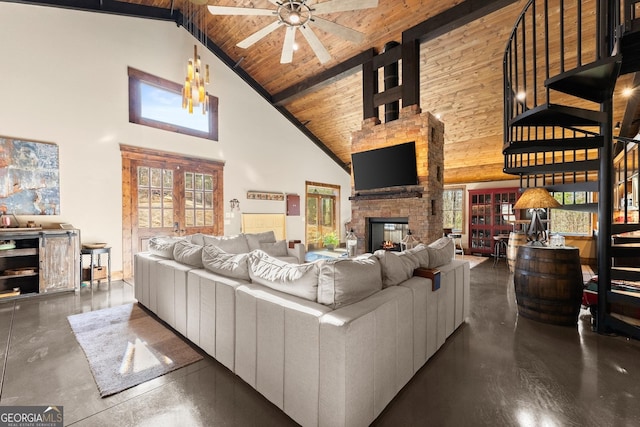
xmin=513 ymin=245 xmax=583 ymax=326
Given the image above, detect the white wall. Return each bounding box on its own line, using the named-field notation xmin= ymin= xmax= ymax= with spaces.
xmin=0 ymin=3 xmax=352 ymax=274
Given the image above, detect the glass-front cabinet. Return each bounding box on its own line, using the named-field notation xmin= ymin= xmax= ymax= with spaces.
xmin=468 ymin=188 xmax=520 ymax=255
xmin=613 ymin=142 xmax=639 ymax=224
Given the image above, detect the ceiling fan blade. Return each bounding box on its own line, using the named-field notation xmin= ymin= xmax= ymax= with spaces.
xmin=237 ymin=21 xmax=282 ymax=49
xmin=281 ymin=26 xmax=297 ymax=63
xmin=207 ymin=5 xmax=275 ymax=16
xmin=312 ymin=17 xmax=365 ymax=44
xmin=299 ymin=25 xmax=331 ymax=64
xmin=312 ymin=0 xmax=378 ymax=14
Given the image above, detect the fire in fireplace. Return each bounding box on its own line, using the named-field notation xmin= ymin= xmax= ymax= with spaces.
xmin=367 ymin=217 xmax=409 ymax=252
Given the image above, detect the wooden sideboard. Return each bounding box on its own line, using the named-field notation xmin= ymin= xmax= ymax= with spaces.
xmin=0 ymin=229 xmax=80 ymax=300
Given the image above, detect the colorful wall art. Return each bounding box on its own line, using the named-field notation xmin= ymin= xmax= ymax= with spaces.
xmin=0 ymin=136 xmax=60 ymax=215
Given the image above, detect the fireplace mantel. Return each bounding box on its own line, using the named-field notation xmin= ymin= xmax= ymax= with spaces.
xmin=349 ymin=190 xmax=423 ymax=201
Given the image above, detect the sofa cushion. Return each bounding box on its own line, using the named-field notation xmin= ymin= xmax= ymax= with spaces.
xmin=203 ymin=234 xmax=250 ymax=254
xmin=374 ymin=250 xmax=420 ymax=288
xmin=245 ymin=231 xmax=277 ymax=251
xmin=202 ymin=245 xmax=251 ymax=281
xmin=148 ymin=236 xmax=185 ymax=259
xmin=173 ymin=240 xmax=204 ymax=268
xmin=317 ymin=254 xmax=383 ymax=309
xmin=406 ymin=243 xmax=430 ymax=268
xmin=187 ymin=233 xmax=207 ymax=246
xmin=426 ymin=237 xmax=455 ymax=268
xmin=248 ymin=250 xmax=319 ymax=301
xmin=259 ymin=240 xmax=288 ymax=257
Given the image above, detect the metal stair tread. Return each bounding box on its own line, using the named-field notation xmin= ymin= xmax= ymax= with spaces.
xmin=554 ymin=202 xmax=598 ymax=213
xmin=545 ymin=182 xmax=599 ymax=193
xmin=611 ymin=243 xmax=640 ymax=257
xmin=607 ymin=290 xmax=640 ymax=306
xmin=545 ymin=55 xmax=622 ymax=103
xmin=509 ymin=104 xmax=606 ymax=127
xmin=611 ymin=267 xmax=640 ymax=282
xmin=620 ymin=31 xmax=640 ymax=75
xmin=612 ymin=223 xmax=640 ymax=235
xmin=503 ymin=136 xmax=604 ymax=154
xmin=503 ymin=159 xmax=599 ymax=174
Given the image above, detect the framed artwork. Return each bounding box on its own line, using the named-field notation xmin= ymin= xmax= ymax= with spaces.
xmin=0 ymin=136 xmax=60 ymax=215
xmin=246 ymin=191 xmax=285 ymax=201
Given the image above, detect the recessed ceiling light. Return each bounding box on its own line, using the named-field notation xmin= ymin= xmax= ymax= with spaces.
xmin=516 ymin=91 xmax=526 ymax=101
xmin=622 ymin=87 xmax=634 ymax=97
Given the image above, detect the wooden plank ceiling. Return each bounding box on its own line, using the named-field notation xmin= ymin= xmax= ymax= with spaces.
xmin=24 ymin=0 xmax=640 ymax=185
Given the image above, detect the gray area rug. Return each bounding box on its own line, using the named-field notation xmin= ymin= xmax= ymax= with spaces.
xmin=67 ymin=303 xmax=203 ymax=397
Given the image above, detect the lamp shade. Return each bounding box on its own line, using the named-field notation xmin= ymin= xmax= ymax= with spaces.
xmin=513 ymin=188 xmax=561 ymax=210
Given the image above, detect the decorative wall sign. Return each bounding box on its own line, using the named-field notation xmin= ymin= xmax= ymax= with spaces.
xmin=246 ymin=191 xmax=285 ymax=201
xmin=0 ymin=136 xmax=60 ymax=215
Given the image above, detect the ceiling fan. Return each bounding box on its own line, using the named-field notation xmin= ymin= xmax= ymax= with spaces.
xmin=207 ymin=0 xmax=379 ymax=64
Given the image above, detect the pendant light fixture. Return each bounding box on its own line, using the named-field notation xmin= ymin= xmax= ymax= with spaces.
xmin=182 ymin=44 xmax=210 ymax=114
xmin=182 ymin=0 xmax=210 ymax=114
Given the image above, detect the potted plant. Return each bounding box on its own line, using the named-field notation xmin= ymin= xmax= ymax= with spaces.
xmin=323 ymin=231 xmax=340 ymax=251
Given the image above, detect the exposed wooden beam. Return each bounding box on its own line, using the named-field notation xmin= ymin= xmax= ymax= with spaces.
xmin=274 ymin=0 xmax=517 ymax=107
xmin=2 ymin=0 xmax=177 ymax=20
xmin=362 ymin=59 xmax=378 ymax=120
xmin=403 ymin=0 xmax=520 ymax=43
xmin=401 ymin=39 xmax=420 ymax=107
xmin=373 ymin=85 xmax=403 ymax=109
xmin=272 ymin=49 xmax=376 ymax=106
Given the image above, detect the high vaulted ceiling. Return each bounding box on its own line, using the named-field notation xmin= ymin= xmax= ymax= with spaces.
xmin=12 ymin=0 xmax=640 ymax=184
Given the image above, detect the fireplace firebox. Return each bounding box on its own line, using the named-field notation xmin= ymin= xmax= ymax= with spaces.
xmin=367 ymin=217 xmax=409 ymax=252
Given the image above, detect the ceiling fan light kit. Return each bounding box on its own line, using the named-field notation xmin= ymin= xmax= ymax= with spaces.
xmin=207 ymin=0 xmax=379 ymax=64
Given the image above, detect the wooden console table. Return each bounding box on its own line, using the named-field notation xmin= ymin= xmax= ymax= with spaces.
xmin=0 ymin=229 xmax=79 ymax=299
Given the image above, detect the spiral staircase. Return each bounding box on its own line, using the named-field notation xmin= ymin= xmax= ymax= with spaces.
xmin=503 ymin=0 xmax=640 ymax=338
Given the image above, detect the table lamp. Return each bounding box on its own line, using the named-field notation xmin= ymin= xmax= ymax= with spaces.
xmin=513 ymin=188 xmax=561 ymax=245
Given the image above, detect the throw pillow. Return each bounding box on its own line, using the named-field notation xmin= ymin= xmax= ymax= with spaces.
xmin=374 ymin=249 xmax=420 ymax=287
xmin=426 ymin=237 xmax=455 ymax=268
xmin=173 ymin=240 xmax=204 ymax=268
xmin=259 ymin=240 xmax=288 ymax=257
xmin=203 ymin=234 xmax=250 ymax=254
xmin=317 ymin=254 xmax=382 ymax=309
xmin=245 ymin=231 xmax=277 ymax=251
xmin=148 ymin=236 xmax=185 ymax=259
xmin=248 ymin=250 xmax=319 ymax=301
xmin=186 ymin=233 xmax=206 ymax=246
xmin=202 ymin=245 xmax=250 ymax=281
xmin=407 ymin=243 xmax=430 ymax=268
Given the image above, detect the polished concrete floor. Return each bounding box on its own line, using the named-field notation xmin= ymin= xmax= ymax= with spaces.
xmin=0 ymin=260 xmax=639 ymax=426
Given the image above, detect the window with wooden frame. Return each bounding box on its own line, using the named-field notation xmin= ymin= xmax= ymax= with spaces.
xmin=128 ymin=67 xmax=218 ymax=141
xmin=443 ymin=187 xmax=465 ymax=232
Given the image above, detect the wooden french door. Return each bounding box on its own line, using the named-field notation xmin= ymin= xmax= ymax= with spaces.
xmin=121 ymin=145 xmax=224 ymax=279
xmin=305 ymin=181 xmax=339 ymax=250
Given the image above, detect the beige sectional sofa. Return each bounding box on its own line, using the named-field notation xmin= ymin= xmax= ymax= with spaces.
xmin=134 ymin=231 xmax=470 ymax=427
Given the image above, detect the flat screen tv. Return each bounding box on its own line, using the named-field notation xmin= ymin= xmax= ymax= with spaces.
xmin=351 ymin=141 xmax=418 ymax=191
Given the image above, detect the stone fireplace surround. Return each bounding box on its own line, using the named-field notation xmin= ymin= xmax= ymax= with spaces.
xmin=349 ymin=105 xmax=444 ymax=253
